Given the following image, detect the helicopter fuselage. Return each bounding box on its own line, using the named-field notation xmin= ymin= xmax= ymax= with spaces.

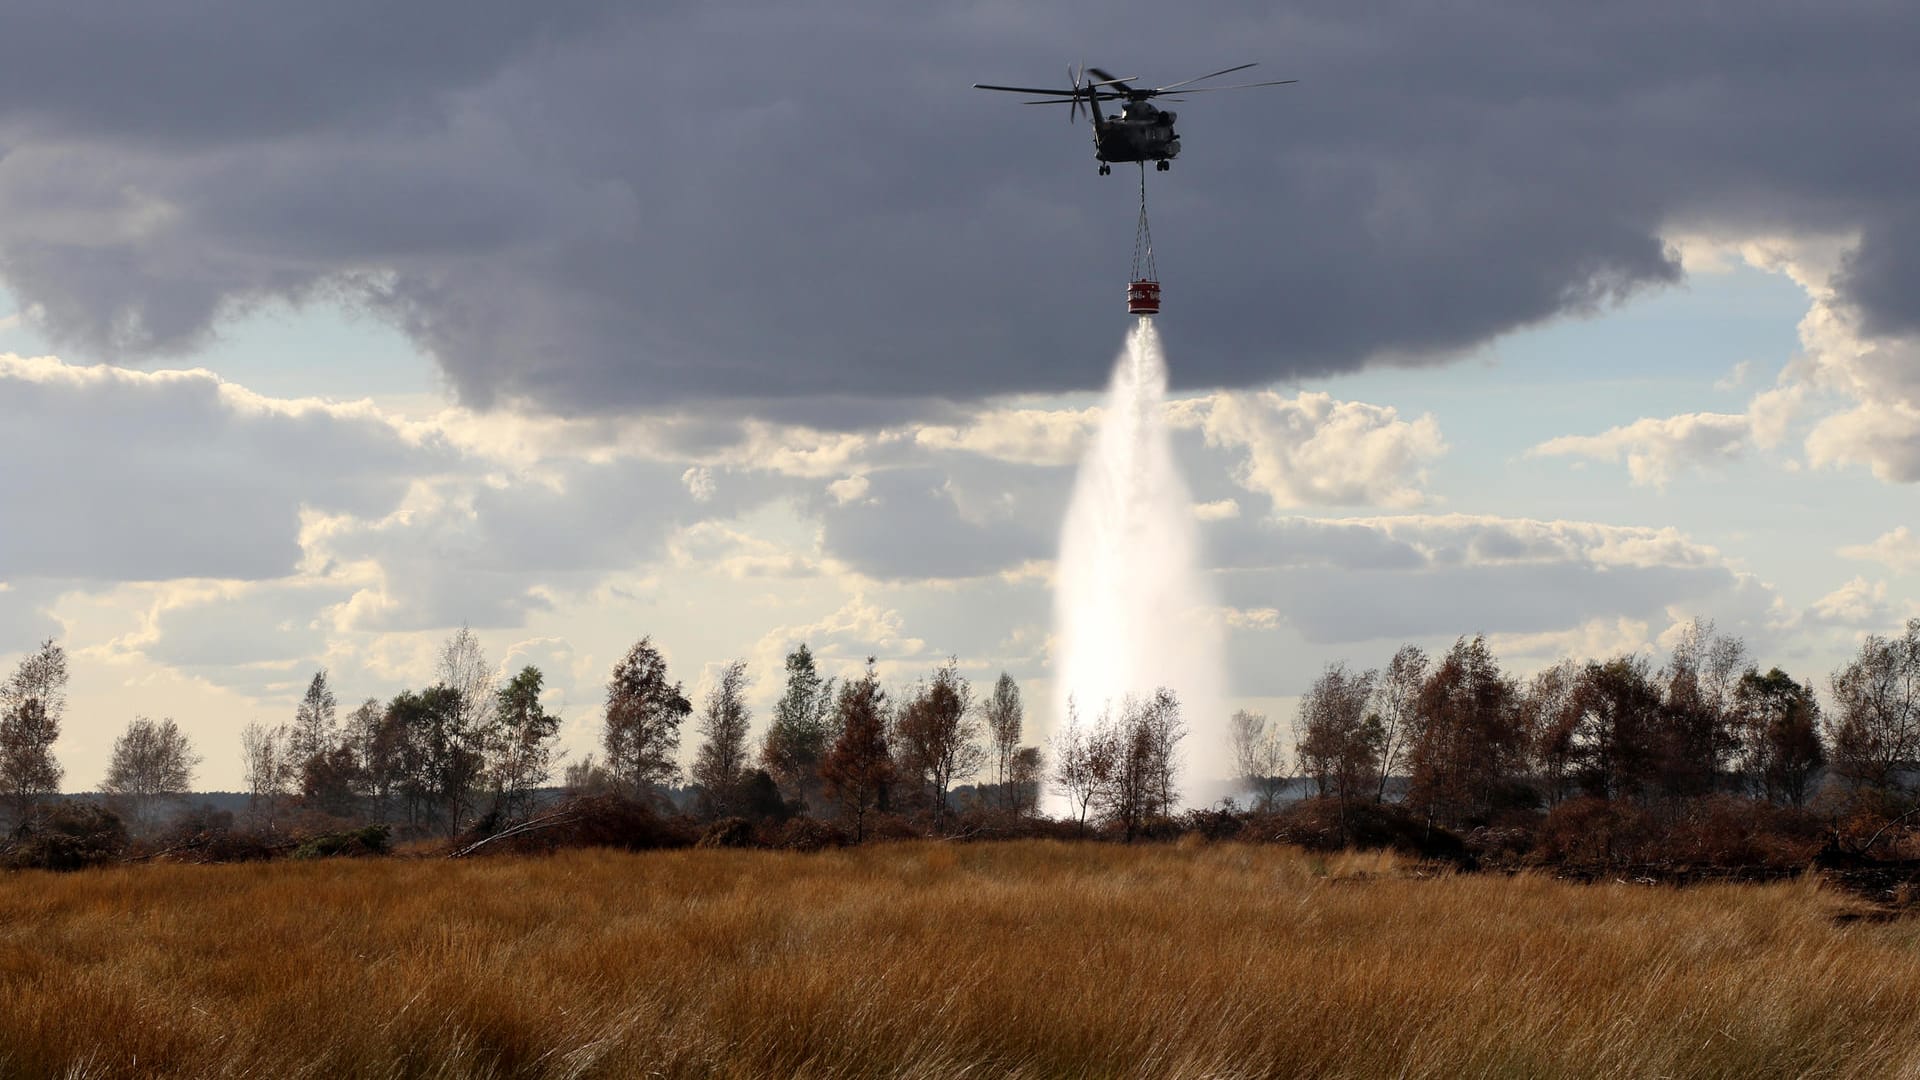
xmin=973 ymin=62 xmax=1293 ymax=175
xmin=1091 ymin=100 xmax=1180 ymax=164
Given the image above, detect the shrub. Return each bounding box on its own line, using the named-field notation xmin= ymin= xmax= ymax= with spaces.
xmin=763 ymin=816 xmax=845 ymax=852
xmin=1534 ymin=796 xmax=1823 ymax=871
xmin=1533 ymin=797 xmax=1654 ymax=868
xmin=1178 ymin=806 xmax=1244 ymax=842
xmin=469 ymin=795 xmax=700 ymax=857
xmin=1250 ymin=798 xmax=1470 ymax=865
xmin=4 ymin=802 xmax=130 ymax=871
xmin=696 ymin=817 xmax=754 ymax=849
xmin=291 ymin=825 xmax=392 ymax=861
xmin=149 ymin=807 xmax=278 ymax=864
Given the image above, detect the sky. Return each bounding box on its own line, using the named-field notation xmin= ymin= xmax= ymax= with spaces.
xmin=1 ymin=1 xmax=1916 ymax=791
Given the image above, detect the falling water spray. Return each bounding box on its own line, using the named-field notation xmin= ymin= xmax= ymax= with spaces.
xmin=1052 ymin=318 xmax=1227 ymax=803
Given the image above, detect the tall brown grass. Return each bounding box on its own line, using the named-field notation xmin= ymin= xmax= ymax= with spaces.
xmin=2 ymin=841 xmax=1916 ymax=1077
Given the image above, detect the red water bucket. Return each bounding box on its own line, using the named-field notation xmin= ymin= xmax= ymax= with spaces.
xmin=1126 ymin=279 xmax=1161 ymax=315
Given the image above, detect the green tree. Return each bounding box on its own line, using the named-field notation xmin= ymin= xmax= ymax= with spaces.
xmin=379 ymin=686 xmax=476 ymax=834
xmin=982 ymin=672 xmax=1025 ymax=810
xmin=760 ymin=644 xmax=836 ymax=812
xmin=1 ymin=640 xmax=68 ymax=824
xmin=1734 ymin=668 xmax=1824 ymax=805
xmin=490 ymin=666 xmax=561 ymax=823
xmin=101 ymin=716 xmax=200 ymax=833
xmin=288 ymin=669 xmax=338 ymax=777
xmin=1294 ymin=663 xmax=1379 ymax=809
xmin=603 ymin=637 xmax=691 ymax=802
xmin=690 ymin=660 xmax=753 ymax=818
xmin=1571 ymin=656 xmax=1664 ymax=802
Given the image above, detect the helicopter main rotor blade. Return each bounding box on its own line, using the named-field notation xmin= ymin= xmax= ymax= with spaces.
xmin=974 ymin=83 xmax=1086 ymax=95
xmin=1023 ymin=94 xmax=1124 ymax=105
xmin=1152 ymin=62 xmax=1258 ymax=93
xmin=1155 ymin=79 xmax=1298 ymax=94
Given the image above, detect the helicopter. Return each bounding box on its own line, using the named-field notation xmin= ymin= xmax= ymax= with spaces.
xmin=973 ymin=63 xmax=1296 ymax=174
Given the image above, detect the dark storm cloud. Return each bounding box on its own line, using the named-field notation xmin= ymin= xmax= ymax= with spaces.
xmin=0 ymin=2 xmax=622 ymax=143
xmin=815 ymin=466 xmax=1055 ymax=581
xmin=1 ymin=2 xmax=1916 ymax=414
xmin=1838 ymin=213 xmax=1920 ymax=338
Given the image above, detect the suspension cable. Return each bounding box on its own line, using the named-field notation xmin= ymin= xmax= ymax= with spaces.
xmin=1132 ymin=163 xmax=1157 ymax=282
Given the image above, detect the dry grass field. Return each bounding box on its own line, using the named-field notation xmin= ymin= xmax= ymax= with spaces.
xmin=3 ymin=841 xmax=1918 ymax=1078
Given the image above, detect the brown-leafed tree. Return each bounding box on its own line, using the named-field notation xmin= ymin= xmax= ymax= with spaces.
xmin=1372 ymin=645 xmax=1428 ymax=802
xmin=1826 ymin=619 xmax=1920 ymax=795
xmin=1407 ymin=636 xmax=1525 ymax=827
xmin=288 ymin=669 xmax=338 ymax=783
xmin=101 ymin=716 xmax=200 ymax=832
xmin=1230 ymin=709 xmax=1288 ymax=811
xmin=437 ymin=625 xmax=498 ymax=762
xmin=1654 ymin=619 xmax=1745 ymax=798
xmin=240 ymin=721 xmax=292 ymax=830
xmin=342 ymin=697 xmax=385 ymax=813
xmin=1092 ymin=690 xmax=1186 ymax=842
xmin=1050 ymin=701 xmax=1106 ymax=834
xmin=1008 ymin=745 xmax=1044 ymax=816
xmin=893 ymin=660 xmax=984 ymax=831
xmin=603 ymin=636 xmax=692 ymax=803
xmin=1524 ymin=659 xmax=1583 ymax=807
xmin=0 ymin=639 xmax=67 ymax=825
xmin=983 ymin=672 xmax=1025 ymax=811
xmin=690 ymin=659 xmax=753 ymax=819
xmin=820 ymin=660 xmax=891 ymax=841
xmin=1294 ymin=663 xmax=1379 ymax=810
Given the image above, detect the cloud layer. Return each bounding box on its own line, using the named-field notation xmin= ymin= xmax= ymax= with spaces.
xmin=3 ymin=3 xmax=1918 ymax=417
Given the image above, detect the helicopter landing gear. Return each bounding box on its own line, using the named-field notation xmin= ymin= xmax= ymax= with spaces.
xmin=1098 ymin=164 xmax=1111 ymax=175
xmin=1155 ymin=159 xmax=1170 ymax=171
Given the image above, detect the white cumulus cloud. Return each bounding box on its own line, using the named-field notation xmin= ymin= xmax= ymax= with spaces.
xmin=1530 ymin=412 xmax=1751 ymax=489
xmin=1840 ymin=527 xmax=1920 ymax=575
xmin=1183 ymin=390 xmax=1446 ymax=510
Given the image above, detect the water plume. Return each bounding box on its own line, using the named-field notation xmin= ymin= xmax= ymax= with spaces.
xmin=1052 ymin=318 xmax=1226 ymax=801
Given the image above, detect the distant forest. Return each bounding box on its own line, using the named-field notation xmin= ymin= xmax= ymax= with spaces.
xmin=2 ymin=616 xmax=1918 ymax=873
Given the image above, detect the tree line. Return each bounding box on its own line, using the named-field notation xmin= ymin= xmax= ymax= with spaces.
xmin=0 ymin=629 xmax=1052 ymax=844
xmin=1250 ymin=617 xmax=1919 ymax=844
xmin=3 ymin=616 xmax=1918 ymax=857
